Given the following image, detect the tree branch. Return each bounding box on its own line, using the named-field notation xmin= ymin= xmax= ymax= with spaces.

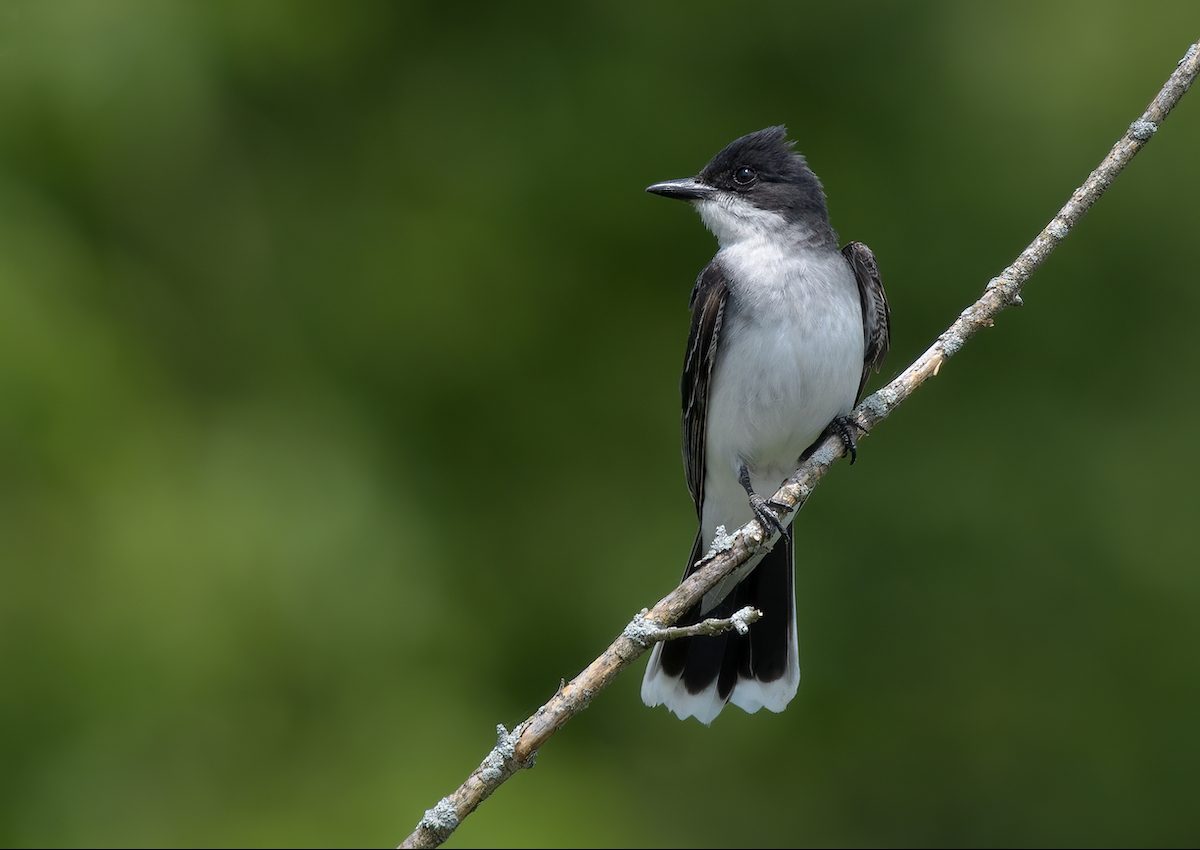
xmin=399 ymin=40 xmax=1200 ymax=850
xmin=625 ymin=603 xmax=763 ymax=643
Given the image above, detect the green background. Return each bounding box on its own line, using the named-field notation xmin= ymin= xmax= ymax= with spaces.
xmin=2 ymin=1 xmax=1198 ymax=847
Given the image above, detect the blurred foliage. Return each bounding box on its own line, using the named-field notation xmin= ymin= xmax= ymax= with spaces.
xmin=2 ymin=1 xmax=1199 ymax=847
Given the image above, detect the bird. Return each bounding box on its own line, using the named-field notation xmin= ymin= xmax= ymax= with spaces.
xmin=639 ymin=126 xmax=890 ymax=724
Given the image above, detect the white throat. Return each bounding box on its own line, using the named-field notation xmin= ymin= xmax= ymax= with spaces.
xmin=696 ymin=194 xmax=794 ymax=248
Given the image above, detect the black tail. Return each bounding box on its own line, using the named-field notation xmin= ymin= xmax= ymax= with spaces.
xmin=649 ymin=528 xmax=795 ymax=715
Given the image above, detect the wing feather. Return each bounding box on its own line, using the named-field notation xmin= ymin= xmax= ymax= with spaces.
xmin=681 ymin=262 xmax=729 ymax=515
xmin=842 ymin=241 xmax=891 ymax=403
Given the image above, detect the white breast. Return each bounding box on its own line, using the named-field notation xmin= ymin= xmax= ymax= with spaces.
xmin=700 ymin=236 xmax=864 ymax=543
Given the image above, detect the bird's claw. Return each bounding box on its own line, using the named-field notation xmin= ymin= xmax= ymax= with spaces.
xmin=749 ymin=494 xmax=789 ymax=538
xmin=830 ymin=415 xmax=863 ymax=464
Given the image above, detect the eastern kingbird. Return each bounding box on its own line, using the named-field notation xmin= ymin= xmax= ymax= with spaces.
xmin=640 ymin=126 xmax=891 ymax=724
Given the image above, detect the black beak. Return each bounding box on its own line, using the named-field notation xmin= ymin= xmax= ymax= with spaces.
xmin=645 ymin=177 xmax=717 ymax=201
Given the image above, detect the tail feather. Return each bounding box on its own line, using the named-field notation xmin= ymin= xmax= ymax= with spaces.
xmin=640 ymin=529 xmax=800 ymax=724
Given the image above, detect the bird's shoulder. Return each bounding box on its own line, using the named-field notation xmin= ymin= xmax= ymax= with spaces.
xmin=688 ymin=257 xmax=729 ymax=310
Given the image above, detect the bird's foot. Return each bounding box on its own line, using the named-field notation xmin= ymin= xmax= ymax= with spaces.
xmin=829 ymin=415 xmax=865 ymax=465
xmin=738 ymin=462 xmax=791 ymax=539
xmin=748 ymin=493 xmax=790 ymax=538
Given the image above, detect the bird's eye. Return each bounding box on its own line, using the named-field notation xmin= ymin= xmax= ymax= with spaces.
xmin=733 ymin=166 xmax=756 ymax=186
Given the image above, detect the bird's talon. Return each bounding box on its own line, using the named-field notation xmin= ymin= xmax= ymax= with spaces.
xmin=749 ymin=494 xmax=788 ymax=538
xmin=830 ymin=415 xmax=859 ymax=464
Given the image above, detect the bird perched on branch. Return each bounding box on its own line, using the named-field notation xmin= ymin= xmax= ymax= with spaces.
xmin=641 ymin=126 xmax=890 ymax=723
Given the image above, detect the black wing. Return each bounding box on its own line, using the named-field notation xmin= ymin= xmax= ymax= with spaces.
xmin=681 ymin=261 xmax=729 ymax=517
xmin=842 ymin=241 xmax=891 ymax=403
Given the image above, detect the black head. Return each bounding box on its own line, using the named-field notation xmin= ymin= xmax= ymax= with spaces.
xmin=646 ymin=126 xmax=834 ymax=242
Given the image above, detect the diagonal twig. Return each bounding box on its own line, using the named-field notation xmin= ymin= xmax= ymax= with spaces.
xmin=399 ymin=40 xmax=1200 ymax=849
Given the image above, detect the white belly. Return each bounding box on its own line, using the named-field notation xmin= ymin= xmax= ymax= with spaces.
xmin=700 ymin=245 xmax=863 ymax=545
